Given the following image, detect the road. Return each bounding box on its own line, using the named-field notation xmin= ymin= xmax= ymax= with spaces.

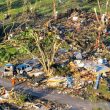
xmin=0 ymin=78 xmax=110 ymax=110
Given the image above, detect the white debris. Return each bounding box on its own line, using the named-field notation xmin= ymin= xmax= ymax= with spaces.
xmin=47 ymin=76 xmax=66 ymax=87
xmin=72 ymin=16 xmax=78 ymax=21
xmin=28 ymin=71 xmax=44 ymax=77
xmin=74 ymin=60 xmax=84 ymax=67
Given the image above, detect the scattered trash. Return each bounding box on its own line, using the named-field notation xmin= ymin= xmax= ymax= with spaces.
xmin=66 ymin=73 xmax=74 ymax=88
xmin=1 ymin=7 xmax=110 ymax=105
xmin=74 ymin=52 xmax=82 ymax=60
xmin=94 ymin=73 xmax=102 ymax=90
xmin=0 ymin=86 xmax=9 ymax=100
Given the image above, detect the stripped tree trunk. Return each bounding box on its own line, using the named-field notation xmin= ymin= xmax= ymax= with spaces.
xmin=94 ymin=0 xmax=110 ymax=49
xmin=53 ymin=0 xmax=57 ymax=19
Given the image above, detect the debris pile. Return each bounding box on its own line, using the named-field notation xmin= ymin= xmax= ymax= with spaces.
xmin=0 ymin=86 xmax=9 ymax=101
xmin=0 ymin=88 xmax=71 ymax=110
xmin=0 ymin=102 xmax=19 ymax=110
xmin=48 ymin=9 xmax=110 ymax=56
xmin=0 ymin=7 xmax=110 ymax=103
xmin=22 ymin=99 xmax=71 ymax=110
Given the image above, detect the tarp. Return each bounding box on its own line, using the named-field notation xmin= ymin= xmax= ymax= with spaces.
xmin=95 ymin=65 xmax=110 ymax=74
xmin=84 ymin=60 xmax=110 ymax=74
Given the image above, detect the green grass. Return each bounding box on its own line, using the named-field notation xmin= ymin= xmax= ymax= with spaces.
xmin=79 ymin=0 xmax=110 ymax=13
xmin=0 ymin=0 xmax=5 ymax=3
xmin=87 ymin=81 xmax=110 ymax=102
xmin=0 ymin=0 xmax=110 ymax=20
xmin=0 ymin=0 xmax=78 ymax=20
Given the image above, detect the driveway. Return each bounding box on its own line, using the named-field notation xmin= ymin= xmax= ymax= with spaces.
xmin=0 ymin=78 xmax=110 ymax=110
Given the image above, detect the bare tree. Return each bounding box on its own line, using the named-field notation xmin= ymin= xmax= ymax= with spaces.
xmin=94 ymin=0 xmax=110 ymax=49
xmin=22 ymin=0 xmax=31 ymax=14
xmin=6 ymin=0 xmax=12 ymax=15
xmin=53 ymin=0 xmax=57 ymax=19
xmin=29 ymin=30 xmax=62 ymax=76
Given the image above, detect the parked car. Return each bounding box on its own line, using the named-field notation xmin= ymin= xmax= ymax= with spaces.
xmin=24 ymin=58 xmax=42 ymax=69
xmin=16 ymin=63 xmax=32 ymax=72
xmin=3 ymin=64 xmax=13 ymax=76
